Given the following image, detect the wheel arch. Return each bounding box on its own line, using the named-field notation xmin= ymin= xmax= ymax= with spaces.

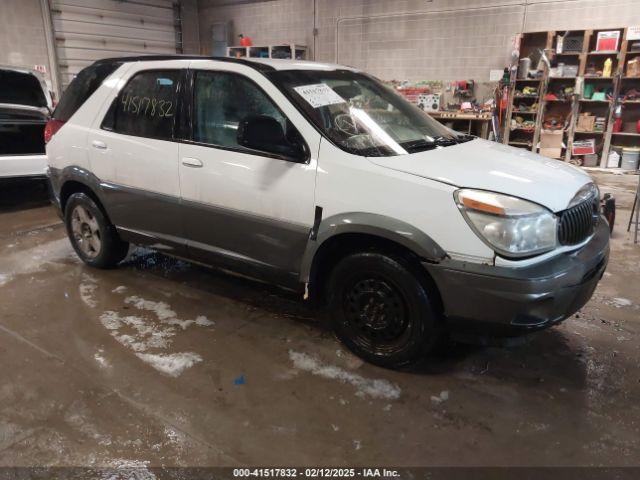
xmin=54 ymin=166 xmax=109 ymax=219
xmin=301 ymin=213 xmax=447 ymax=308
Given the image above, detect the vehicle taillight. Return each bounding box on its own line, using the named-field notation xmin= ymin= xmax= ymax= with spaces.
xmin=44 ymin=119 xmax=65 ymax=144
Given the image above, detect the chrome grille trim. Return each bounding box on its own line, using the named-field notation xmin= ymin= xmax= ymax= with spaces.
xmin=558 ymin=196 xmax=599 ymax=246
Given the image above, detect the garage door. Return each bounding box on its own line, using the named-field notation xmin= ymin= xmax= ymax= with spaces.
xmin=51 ymin=0 xmax=179 ymax=88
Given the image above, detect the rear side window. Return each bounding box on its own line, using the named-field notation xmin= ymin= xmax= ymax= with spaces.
xmin=108 ymin=70 xmax=180 ymax=141
xmin=53 ymin=62 xmax=121 ymax=121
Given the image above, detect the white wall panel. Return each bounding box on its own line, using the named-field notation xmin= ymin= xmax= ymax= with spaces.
xmin=198 ymin=0 xmax=640 ymax=81
xmin=52 ymin=0 xmax=178 ymax=86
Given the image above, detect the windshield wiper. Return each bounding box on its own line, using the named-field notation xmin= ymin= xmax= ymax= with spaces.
xmin=455 ymin=134 xmax=476 ymax=143
xmin=432 ymin=136 xmax=460 ymax=146
xmin=401 ymin=139 xmax=438 ymax=153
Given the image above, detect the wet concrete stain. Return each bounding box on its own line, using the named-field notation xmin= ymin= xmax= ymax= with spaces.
xmin=0 ymin=174 xmax=639 ymax=467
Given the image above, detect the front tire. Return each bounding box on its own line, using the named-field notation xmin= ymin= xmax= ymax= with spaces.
xmin=326 ymin=252 xmax=442 ymax=369
xmin=64 ymin=192 xmax=129 ymax=268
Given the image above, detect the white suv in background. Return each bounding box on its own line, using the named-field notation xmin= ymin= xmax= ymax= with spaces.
xmin=0 ymin=66 xmax=52 ymax=179
xmin=46 ymin=56 xmax=609 ymax=368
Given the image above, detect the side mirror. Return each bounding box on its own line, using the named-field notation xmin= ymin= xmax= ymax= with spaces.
xmin=237 ymin=115 xmax=306 ymax=162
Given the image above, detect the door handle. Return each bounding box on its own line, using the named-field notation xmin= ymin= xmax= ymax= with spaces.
xmin=182 ymin=157 xmax=203 ymax=168
xmin=91 ymin=140 xmax=107 ymax=150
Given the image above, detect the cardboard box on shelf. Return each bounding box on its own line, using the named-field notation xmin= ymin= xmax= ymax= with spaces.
xmin=576 ymin=114 xmax=595 ymax=132
xmin=540 ymin=129 xmax=564 ymax=148
xmin=627 ymin=58 xmax=640 ymax=78
xmin=540 ymin=147 xmax=563 ymax=159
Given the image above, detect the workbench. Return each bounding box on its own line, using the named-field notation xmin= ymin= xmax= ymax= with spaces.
xmin=429 ymin=111 xmax=493 ymax=139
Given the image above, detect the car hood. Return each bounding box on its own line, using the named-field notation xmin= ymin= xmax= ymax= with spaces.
xmin=368 ymin=138 xmax=592 ymax=213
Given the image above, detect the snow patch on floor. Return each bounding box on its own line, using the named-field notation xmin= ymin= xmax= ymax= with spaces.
xmin=103 ymin=459 xmax=156 ymax=480
xmin=610 ymin=297 xmax=633 ymax=308
xmin=112 ymin=285 xmax=127 ymax=294
xmin=289 ymin=350 xmax=401 ymax=400
xmin=0 ymin=273 xmax=12 ymax=287
xmin=0 ymin=238 xmax=76 ymax=279
xmin=195 ymin=315 xmax=215 ymax=327
xmin=125 ymin=296 xmax=177 ymax=321
xmin=99 ymin=311 xmax=175 ymax=353
xmin=135 ymin=352 xmax=202 ymax=377
xmin=96 ymin=294 xmax=213 ymax=377
xmin=94 ymin=349 xmax=111 ymax=369
xmin=430 ymin=390 xmax=449 ymax=404
xmin=124 ymin=295 xmax=214 ymax=330
xmin=79 ymin=274 xmax=99 ymax=308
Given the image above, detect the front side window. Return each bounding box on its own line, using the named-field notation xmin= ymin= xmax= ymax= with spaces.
xmin=268 ymin=70 xmax=472 ymax=157
xmin=111 ymin=70 xmax=180 ymax=140
xmin=192 ymin=70 xmax=291 ymax=150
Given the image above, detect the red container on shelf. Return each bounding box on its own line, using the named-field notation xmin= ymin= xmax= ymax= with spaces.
xmin=613 ymin=117 xmax=622 ymax=133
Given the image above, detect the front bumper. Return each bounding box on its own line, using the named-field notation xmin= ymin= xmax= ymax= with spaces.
xmin=424 ymin=218 xmax=610 ymax=336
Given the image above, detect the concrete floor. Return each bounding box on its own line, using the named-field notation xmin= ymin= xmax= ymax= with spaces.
xmin=0 ymin=173 xmax=639 ymax=469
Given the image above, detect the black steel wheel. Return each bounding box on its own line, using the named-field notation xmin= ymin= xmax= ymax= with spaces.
xmin=327 ymin=252 xmax=441 ymax=368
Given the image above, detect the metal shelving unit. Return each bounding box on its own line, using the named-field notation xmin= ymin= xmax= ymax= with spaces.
xmin=504 ymin=27 xmax=640 ymax=168
xmin=226 ymin=44 xmax=307 ymax=60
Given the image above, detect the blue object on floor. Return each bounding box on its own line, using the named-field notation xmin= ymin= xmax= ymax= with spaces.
xmin=234 ymin=375 xmax=246 ymax=386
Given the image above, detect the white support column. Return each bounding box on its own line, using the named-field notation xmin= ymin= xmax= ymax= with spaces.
xmin=40 ymin=0 xmax=62 ymax=99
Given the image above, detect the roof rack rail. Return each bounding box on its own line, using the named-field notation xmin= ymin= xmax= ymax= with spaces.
xmin=92 ymin=55 xmax=277 ymax=72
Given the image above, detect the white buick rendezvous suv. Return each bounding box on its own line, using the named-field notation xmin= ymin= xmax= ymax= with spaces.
xmin=46 ymin=56 xmax=609 ymax=368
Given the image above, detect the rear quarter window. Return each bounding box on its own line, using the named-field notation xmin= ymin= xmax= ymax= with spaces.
xmin=53 ymin=62 xmax=121 ymax=122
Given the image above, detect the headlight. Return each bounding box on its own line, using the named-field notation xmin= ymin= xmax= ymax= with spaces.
xmin=568 ymin=182 xmax=599 ymax=208
xmin=454 ymin=189 xmax=558 ymax=258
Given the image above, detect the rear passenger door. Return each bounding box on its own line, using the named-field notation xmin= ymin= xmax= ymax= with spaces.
xmin=88 ymin=62 xmax=185 ymax=252
xmin=178 ymin=62 xmax=321 ymax=286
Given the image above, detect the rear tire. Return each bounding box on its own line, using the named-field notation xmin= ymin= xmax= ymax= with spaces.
xmin=326 ymin=252 xmax=442 ymax=369
xmin=64 ymin=192 xmax=129 ymax=268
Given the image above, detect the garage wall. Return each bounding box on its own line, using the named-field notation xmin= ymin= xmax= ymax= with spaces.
xmin=181 ymin=0 xmax=202 ymax=54
xmin=198 ymin=0 xmax=640 ymax=81
xmin=0 ymin=0 xmax=200 ymax=98
xmin=51 ymin=0 xmax=180 ymax=87
xmin=0 ymin=0 xmax=52 ymax=84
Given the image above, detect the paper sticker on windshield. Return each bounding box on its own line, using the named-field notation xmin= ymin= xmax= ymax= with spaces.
xmin=294 ymin=83 xmax=346 ymax=108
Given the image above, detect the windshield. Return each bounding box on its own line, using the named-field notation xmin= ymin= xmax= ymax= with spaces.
xmin=268 ymin=69 xmax=471 ymax=157
xmin=0 ymin=69 xmax=47 ymax=108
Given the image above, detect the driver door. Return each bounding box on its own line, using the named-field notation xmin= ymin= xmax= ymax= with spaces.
xmin=178 ymin=63 xmax=321 ymax=286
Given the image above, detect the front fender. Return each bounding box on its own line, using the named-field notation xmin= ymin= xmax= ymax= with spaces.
xmin=299 ymin=211 xmax=447 ymax=283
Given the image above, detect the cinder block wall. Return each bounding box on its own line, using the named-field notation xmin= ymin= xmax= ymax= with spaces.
xmin=0 ymin=0 xmax=51 ymax=83
xmin=198 ymin=0 xmax=640 ymax=81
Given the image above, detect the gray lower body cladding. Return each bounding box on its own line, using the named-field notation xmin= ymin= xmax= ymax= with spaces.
xmin=424 ymin=218 xmax=610 ymax=336
xmin=48 ymin=167 xmax=309 ymax=289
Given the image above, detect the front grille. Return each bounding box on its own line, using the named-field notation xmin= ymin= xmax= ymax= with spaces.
xmin=558 ymin=198 xmax=599 ymax=245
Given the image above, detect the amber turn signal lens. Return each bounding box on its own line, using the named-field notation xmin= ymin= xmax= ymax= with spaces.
xmin=461 ymin=197 xmax=505 ymax=215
